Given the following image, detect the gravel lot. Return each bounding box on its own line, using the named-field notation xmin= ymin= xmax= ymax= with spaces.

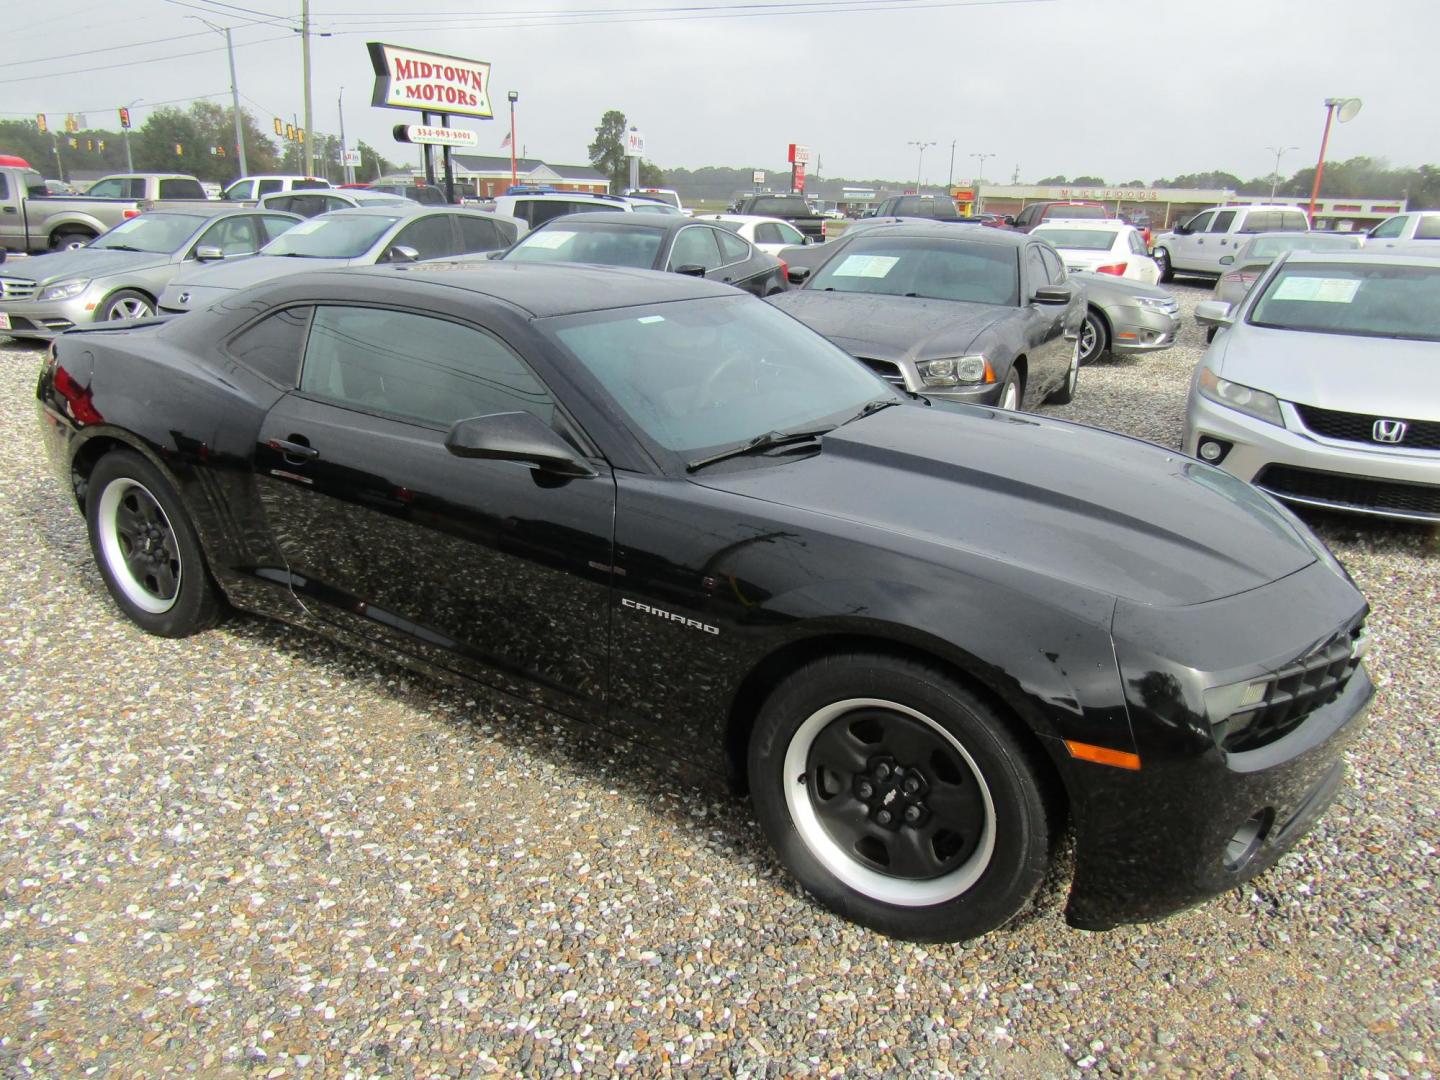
xmin=2 ymin=284 xmax=1436 ymax=1078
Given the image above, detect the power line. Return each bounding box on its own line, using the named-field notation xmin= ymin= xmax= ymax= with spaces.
xmin=2 ymin=29 xmax=215 ymax=68
xmin=161 ymin=0 xmax=301 ymax=30
xmin=0 ymin=32 xmax=294 ymax=86
xmin=0 ymin=90 xmax=234 ymax=118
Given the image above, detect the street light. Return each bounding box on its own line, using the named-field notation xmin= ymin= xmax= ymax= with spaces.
xmin=185 ymin=17 xmax=247 ymax=179
xmin=1265 ymin=145 xmax=1299 ymax=198
xmin=971 ymin=152 xmax=994 ymax=212
xmin=1308 ymin=97 xmax=1361 ymax=221
xmin=908 ymin=140 xmax=936 ymax=194
xmin=507 ymin=91 xmax=519 ymax=188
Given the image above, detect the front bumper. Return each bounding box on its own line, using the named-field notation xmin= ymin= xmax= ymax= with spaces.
xmin=1065 ymin=557 xmax=1372 ymax=929
xmin=0 ymin=289 xmax=103 ymax=340
xmin=1184 ymin=392 xmax=1440 ymax=522
xmin=1108 ymin=304 xmax=1179 ymax=356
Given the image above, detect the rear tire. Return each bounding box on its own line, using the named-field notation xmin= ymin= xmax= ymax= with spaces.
xmin=85 ymin=450 xmax=221 ymax=637
xmin=51 ymin=231 xmax=94 ymax=252
xmin=747 ymin=653 xmax=1053 ymax=942
xmin=1046 ymin=341 xmax=1079 ymax=405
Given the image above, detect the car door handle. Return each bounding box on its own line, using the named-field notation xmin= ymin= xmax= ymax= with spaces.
xmin=2 ymin=206 xmax=16 ymax=214
xmin=268 ymin=437 xmax=318 ymax=462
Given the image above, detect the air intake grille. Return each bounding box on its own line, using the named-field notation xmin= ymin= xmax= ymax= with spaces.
xmin=857 ymin=357 xmax=907 ymax=389
xmin=1256 ymin=465 xmax=1440 ymax=521
xmin=1296 ymin=404 xmax=1440 ymax=451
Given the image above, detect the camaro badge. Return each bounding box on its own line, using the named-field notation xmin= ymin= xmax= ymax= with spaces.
xmin=621 ymin=597 xmax=719 ymax=635
xmin=1372 ymin=419 xmax=1408 ymax=444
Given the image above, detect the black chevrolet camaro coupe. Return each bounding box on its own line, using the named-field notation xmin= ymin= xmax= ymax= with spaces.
xmin=36 ymin=261 xmax=1372 ymax=942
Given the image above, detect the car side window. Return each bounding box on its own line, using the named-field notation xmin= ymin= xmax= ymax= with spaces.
xmin=1024 ymin=246 xmax=1049 ymax=296
xmin=1128 ymin=231 xmax=1148 ymax=255
xmin=1369 ymin=215 xmax=1406 ymax=239
xmin=776 ymin=222 xmax=804 ymax=245
xmin=257 ymin=179 xmax=284 ymax=196
xmin=227 ymin=306 xmax=312 ymax=387
xmin=300 ymin=306 xmax=555 ymax=430
xmin=457 ymin=216 xmax=502 ymax=252
xmin=325 ymin=196 xmax=351 ymax=213
xmin=196 ymin=216 xmax=259 ymax=256
xmin=1239 ymin=211 xmax=1275 ymax=234
xmin=1416 ymin=216 xmax=1440 ymax=240
xmin=753 ymin=223 xmax=780 ymax=245
xmin=716 ymin=229 xmax=750 ymax=264
xmin=391 ymin=215 xmax=459 ymax=260
xmin=1184 ymin=211 xmax=1215 ymax=233
xmin=668 ymin=226 xmax=723 ymax=271
xmin=0 ymin=175 xmax=7 ymax=200
xmin=223 ymin=180 xmax=250 ymax=201
xmin=525 ymin=200 xmax=575 ymax=228
xmin=259 ymin=214 xmax=297 ymax=243
xmin=1039 ymin=246 xmax=1065 ymax=284
xmin=1208 ymin=211 xmax=1237 ymax=233
xmin=160 ymin=178 xmax=205 ymax=199
xmin=87 ymin=179 xmax=125 ymax=198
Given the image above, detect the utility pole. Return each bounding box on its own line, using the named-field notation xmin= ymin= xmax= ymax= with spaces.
xmin=224 ymin=26 xmax=248 ymax=179
xmin=338 ymin=86 xmax=350 ymax=184
xmin=971 ymin=152 xmax=994 ymax=211
xmin=301 ymin=0 xmax=314 ymax=176
xmin=946 ymin=139 xmax=957 ymax=191
xmin=1011 ymin=164 xmax=1020 ymax=185
xmin=1266 ymin=144 xmax=1299 ymax=198
xmin=907 ymin=140 xmax=936 ymax=194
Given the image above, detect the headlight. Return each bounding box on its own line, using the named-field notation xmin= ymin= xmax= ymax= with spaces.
xmin=1196 ymin=365 xmax=1283 ymax=427
xmin=38 ymin=278 xmax=90 ymax=302
xmin=918 ymin=354 xmax=993 ymax=387
xmin=1136 ymin=295 xmax=1178 ymax=313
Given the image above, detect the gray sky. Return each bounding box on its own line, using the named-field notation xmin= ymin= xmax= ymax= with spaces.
xmin=5 ymin=0 xmax=1437 ymax=184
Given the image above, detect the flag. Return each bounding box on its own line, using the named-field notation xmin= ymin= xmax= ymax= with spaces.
xmin=499 ymin=131 xmax=511 ymax=150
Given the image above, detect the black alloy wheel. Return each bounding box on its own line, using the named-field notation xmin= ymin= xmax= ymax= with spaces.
xmin=86 ymin=450 xmax=222 ymax=637
xmin=748 ymin=653 xmax=1053 ymax=942
xmin=1078 ymin=309 xmax=1109 ymax=365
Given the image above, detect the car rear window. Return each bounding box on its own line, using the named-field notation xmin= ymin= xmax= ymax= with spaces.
xmin=748 ymin=197 xmax=811 ymax=217
xmin=159 ymin=178 xmax=206 ymax=199
xmin=1033 ymin=228 xmax=1118 ymax=251
xmin=1043 ymin=204 xmax=1107 ymax=220
xmin=1249 ymin=262 xmax=1440 ymax=342
xmin=1416 ymin=216 xmax=1440 ymax=240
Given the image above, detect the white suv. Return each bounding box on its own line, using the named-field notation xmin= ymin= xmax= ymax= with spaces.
xmin=1367 ymin=211 xmax=1440 ymax=248
xmin=1153 ymin=204 xmax=1309 ymax=279
xmin=491 ymin=191 xmax=632 ymax=229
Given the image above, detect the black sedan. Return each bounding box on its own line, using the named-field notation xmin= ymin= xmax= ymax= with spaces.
xmin=769 ymin=223 xmax=1085 ymax=409
xmin=498 ymin=211 xmax=786 ymax=297
xmin=37 ymin=261 xmax=1372 ymax=941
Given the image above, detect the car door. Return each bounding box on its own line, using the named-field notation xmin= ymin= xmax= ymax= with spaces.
xmin=1020 ymin=244 xmax=1070 ymax=402
xmin=1194 ymin=209 xmax=1239 ymax=271
xmin=383 ymin=213 xmax=460 ymax=262
xmin=0 ymin=172 xmax=21 ymax=250
xmin=1367 ymin=214 xmax=1409 ymax=249
xmin=1170 ymin=210 xmax=1214 ymax=271
xmin=713 ymin=228 xmax=774 ymax=295
xmin=252 ymin=302 xmax=616 ymax=718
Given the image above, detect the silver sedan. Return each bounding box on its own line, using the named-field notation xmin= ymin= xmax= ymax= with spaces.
xmin=1183 ymin=250 xmax=1440 ymax=522
xmin=1203 ymin=232 xmax=1364 ymax=339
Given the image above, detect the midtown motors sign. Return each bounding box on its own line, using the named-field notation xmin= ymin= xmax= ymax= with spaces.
xmin=368 ymin=43 xmax=493 ymax=119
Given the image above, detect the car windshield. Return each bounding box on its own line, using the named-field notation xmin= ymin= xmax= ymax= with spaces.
xmin=808 ymin=236 xmax=1019 ymax=305
xmin=504 ymin=223 xmax=665 ymax=269
xmin=91 ymin=213 xmax=208 ymax=253
xmin=541 ymin=295 xmax=897 ymax=458
xmin=1246 ymin=235 xmax=1363 ymax=259
xmin=1034 ymin=228 xmax=1119 ymax=251
xmin=260 ymin=213 xmax=403 ymax=258
xmin=1044 ymin=205 xmax=1108 ymax=220
xmin=1248 ymin=262 xmax=1440 ymax=342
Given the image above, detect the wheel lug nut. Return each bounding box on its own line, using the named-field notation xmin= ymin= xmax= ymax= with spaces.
xmin=856 ymin=781 xmax=874 ymax=799
xmin=874 ymin=763 xmax=891 ymax=780
xmin=904 ymin=805 xmax=922 ymax=823
xmin=876 ymin=809 xmax=892 ymax=825
xmin=903 ymin=778 xmax=920 ymax=795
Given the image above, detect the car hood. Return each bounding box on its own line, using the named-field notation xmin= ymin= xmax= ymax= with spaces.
xmin=169 ymin=253 xmax=355 ymax=291
xmin=1214 ymin=324 xmax=1440 ymax=420
xmin=769 ymin=290 xmax=1011 ymax=360
xmin=0 ymin=248 xmax=171 ymax=283
xmin=1069 ymin=270 xmax=1174 ymax=302
xmin=691 ymin=404 xmax=1316 ymax=608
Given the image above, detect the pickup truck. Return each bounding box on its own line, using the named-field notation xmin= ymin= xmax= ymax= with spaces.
xmin=731 ymin=194 xmax=827 ymax=241
xmin=0 ymin=164 xmax=211 ymax=254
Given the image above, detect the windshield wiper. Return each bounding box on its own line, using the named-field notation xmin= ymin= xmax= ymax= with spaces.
xmin=95 ymin=244 xmax=142 ymax=252
xmin=840 ymin=398 xmax=901 ymax=426
xmin=686 ymin=426 xmax=832 ymax=472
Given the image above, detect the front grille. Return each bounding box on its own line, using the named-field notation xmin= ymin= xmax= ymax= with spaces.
xmin=1215 ymin=623 xmax=1366 ymax=753
xmin=1256 ymin=464 xmax=1440 ymax=521
xmin=1295 ymin=403 xmax=1440 ymax=451
xmin=857 ymin=356 xmax=908 ymax=389
xmin=0 ymin=278 xmax=38 ymax=301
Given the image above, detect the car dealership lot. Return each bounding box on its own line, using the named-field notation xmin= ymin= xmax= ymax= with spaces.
xmin=1 ymin=284 xmax=1436 ymax=1075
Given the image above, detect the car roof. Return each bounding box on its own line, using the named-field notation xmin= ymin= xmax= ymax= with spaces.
xmin=1284 ymin=250 xmax=1440 ymax=266
xmin=842 ymin=221 xmax=1030 ymax=247
xmin=697 ymin=214 xmax=795 ymax=226
xmin=343 ymin=259 xmax=739 ymax=317
xmin=1032 ymin=219 xmax=1126 ymax=229
xmin=527 ymin=211 xmax=672 ymax=230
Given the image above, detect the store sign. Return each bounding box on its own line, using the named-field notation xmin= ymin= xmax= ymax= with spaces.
xmin=368 ymin=42 xmax=493 ymax=119
xmin=752 ymin=170 xmax=766 ymax=185
xmin=624 ymin=130 xmax=646 ymax=157
xmin=788 ymin=143 xmax=811 ymax=165
xmin=793 ymin=163 xmax=807 ymax=192
xmin=342 ymin=150 xmax=362 ymax=166
xmin=393 ymin=124 xmax=479 ymax=148
xmin=1058 ymin=186 xmax=1159 ymax=202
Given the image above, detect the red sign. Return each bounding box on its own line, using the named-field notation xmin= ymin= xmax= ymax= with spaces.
xmin=793 ymin=163 xmax=806 ymax=192
xmin=788 ymin=143 xmax=811 ymax=165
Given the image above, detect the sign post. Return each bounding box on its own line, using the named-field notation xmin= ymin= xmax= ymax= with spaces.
xmin=787 ymin=143 xmax=810 ymax=194
xmin=625 ymin=127 xmax=645 ymax=192
xmin=369 ymin=42 xmax=494 ymax=203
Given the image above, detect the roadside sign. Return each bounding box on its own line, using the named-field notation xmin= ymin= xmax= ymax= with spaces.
xmin=342 ymin=149 xmax=362 ymax=166
xmin=788 ymin=143 xmax=811 ymax=165
xmin=625 ymin=129 xmax=645 ymax=158
xmin=368 ymin=42 xmax=493 ymax=119
xmin=752 ymin=170 xmax=765 ymax=185
xmin=793 ymin=163 xmax=807 ymax=192
xmin=393 ymin=124 xmax=479 ymax=148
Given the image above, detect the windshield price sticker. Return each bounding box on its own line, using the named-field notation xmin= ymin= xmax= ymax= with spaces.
xmin=1273 ymin=276 xmax=1361 ymax=304
xmin=525 ymin=231 xmax=577 ymax=250
xmin=637 ymin=315 xmax=666 ymax=324
xmin=832 ymin=255 xmax=900 ymax=279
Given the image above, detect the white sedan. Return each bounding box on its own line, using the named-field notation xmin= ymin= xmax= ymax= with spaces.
xmin=1031 ymin=220 xmax=1160 ymax=284
xmin=691 ymin=213 xmax=812 ymax=255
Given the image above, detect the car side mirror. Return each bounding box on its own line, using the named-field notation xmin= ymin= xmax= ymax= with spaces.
xmin=1031 ymin=284 xmax=1072 ymax=305
xmin=386 ymin=244 xmax=420 ymax=264
xmin=1003 ymin=215 xmax=1016 ymax=227
xmin=485 ymin=249 xmax=505 ymax=260
xmin=1173 ymin=223 xmax=1190 ymax=236
xmin=802 ymin=235 xmax=813 ymax=245
xmin=195 ymin=245 xmax=226 ymax=261
xmin=444 ymin=412 xmax=597 ymax=478
xmin=787 ymin=265 xmax=812 ymax=285
xmin=674 ymin=264 xmax=707 ymax=277
xmin=1194 ymin=300 xmax=1233 ymax=327
xmin=1218 ymin=254 xmax=1235 ymax=266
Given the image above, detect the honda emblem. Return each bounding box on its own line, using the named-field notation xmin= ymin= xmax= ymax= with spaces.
xmin=1372 ymin=419 xmax=1408 ymax=444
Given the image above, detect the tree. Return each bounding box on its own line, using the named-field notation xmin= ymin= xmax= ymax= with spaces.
xmin=1036 ymin=174 xmax=1068 ymax=185
xmin=586 ymin=108 xmax=663 ymax=191
xmin=1070 ymin=175 xmax=1106 ymax=186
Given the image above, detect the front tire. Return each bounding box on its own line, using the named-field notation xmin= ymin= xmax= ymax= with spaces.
xmin=1153 ymin=246 xmax=1173 ymax=283
xmin=86 ymin=450 xmax=221 ymax=637
xmin=998 ymin=368 xmax=1022 ymax=411
xmin=1078 ymin=308 xmax=1109 ymax=365
xmin=98 ymin=289 xmax=155 ymax=322
xmin=748 ymin=654 xmax=1053 ymax=942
